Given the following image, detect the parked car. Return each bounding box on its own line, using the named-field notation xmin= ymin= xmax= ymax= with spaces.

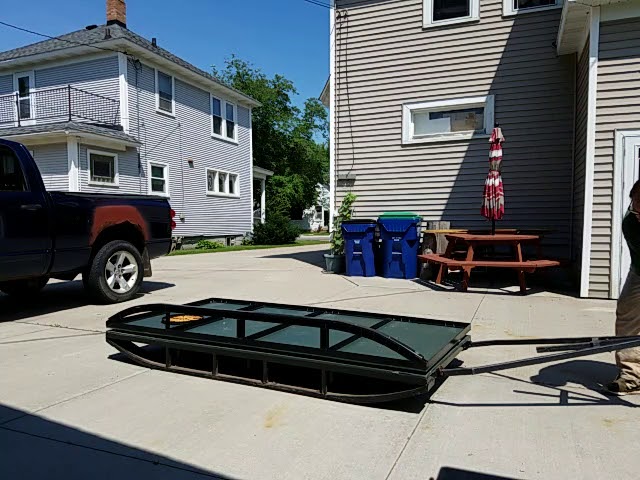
xmin=0 ymin=138 xmax=173 ymax=303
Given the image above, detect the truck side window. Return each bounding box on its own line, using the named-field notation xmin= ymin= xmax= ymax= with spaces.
xmin=0 ymin=146 xmax=27 ymax=192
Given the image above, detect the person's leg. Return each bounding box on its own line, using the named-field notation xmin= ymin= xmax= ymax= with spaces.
xmin=610 ymin=270 xmax=640 ymax=394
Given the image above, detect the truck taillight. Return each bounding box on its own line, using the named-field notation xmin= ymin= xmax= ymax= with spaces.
xmin=170 ymin=209 xmax=176 ymax=230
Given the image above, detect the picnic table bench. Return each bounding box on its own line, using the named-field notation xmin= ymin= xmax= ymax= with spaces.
xmin=418 ymin=233 xmax=560 ymax=294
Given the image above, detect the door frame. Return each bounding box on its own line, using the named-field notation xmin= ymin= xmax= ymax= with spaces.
xmin=610 ymin=129 xmax=640 ymax=299
xmin=13 ymin=70 xmax=36 ymax=126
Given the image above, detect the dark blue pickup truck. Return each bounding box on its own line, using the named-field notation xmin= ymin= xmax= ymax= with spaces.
xmin=0 ymin=138 xmax=173 ymax=303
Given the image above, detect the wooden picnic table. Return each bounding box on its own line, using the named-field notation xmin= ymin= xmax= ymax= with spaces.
xmin=419 ymin=233 xmax=560 ymax=294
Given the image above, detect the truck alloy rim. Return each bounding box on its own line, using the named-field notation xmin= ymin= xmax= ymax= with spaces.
xmin=105 ymin=251 xmax=138 ymax=294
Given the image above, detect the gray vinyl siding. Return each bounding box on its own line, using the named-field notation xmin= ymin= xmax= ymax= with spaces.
xmin=32 ymin=143 xmax=68 ymax=191
xmin=572 ymin=40 xmax=589 ymax=281
xmin=128 ymin=60 xmax=252 ymax=237
xmin=35 ymin=55 xmax=119 ymax=97
xmin=79 ymin=144 xmax=143 ymax=194
xmin=0 ymin=74 xmax=11 ymax=94
xmin=33 ymin=55 xmax=120 ymax=125
xmin=333 ymin=0 xmax=575 ymax=256
xmin=591 ymin=18 xmax=640 ymax=298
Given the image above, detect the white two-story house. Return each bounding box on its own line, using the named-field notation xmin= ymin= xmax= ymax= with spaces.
xmin=0 ymin=0 xmax=267 ymax=242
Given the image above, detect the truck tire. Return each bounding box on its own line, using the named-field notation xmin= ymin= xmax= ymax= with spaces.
xmin=0 ymin=277 xmax=49 ymax=298
xmin=85 ymin=240 xmax=143 ymax=304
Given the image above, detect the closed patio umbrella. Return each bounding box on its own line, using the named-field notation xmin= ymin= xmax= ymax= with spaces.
xmin=481 ymin=126 xmax=505 ymax=235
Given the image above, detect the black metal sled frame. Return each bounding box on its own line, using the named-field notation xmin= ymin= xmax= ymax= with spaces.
xmin=105 ymin=298 xmax=640 ymax=404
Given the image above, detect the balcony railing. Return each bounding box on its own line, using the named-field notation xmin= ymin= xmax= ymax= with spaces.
xmin=0 ymin=85 xmax=121 ymax=128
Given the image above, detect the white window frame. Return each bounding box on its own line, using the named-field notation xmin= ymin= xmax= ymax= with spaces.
xmin=155 ymin=69 xmax=175 ymax=116
xmin=13 ymin=70 xmax=36 ymax=126
xmin=87 ymin=149 xmax=119 ymax=187
xmin=148 ymin=160 xmax=170 ymax=197
xmin=423 ymin=0 xmax=480 ymax=28
xmin=210 ymin=94 xmax=238 ymax=144
xmin=402 ymin=95 xmax=494 ymax=145
xmin=503 ymin=0 xmax=563 ymax=16
xmin=206 ymin=168 xmax=240 ymax=198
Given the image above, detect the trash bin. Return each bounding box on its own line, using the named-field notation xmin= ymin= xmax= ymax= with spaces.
xmin=342 ymin=219 xmax=377 ymax=277
xmin=378 ymin=213 xmax=422 ymax=279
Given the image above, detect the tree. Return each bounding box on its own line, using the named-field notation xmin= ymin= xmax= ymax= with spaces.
xmin=213 ymin=57 xmax=329 ymax=218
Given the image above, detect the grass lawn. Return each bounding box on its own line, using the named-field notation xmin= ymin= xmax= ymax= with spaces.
xmin=300 ymin=231 xmax=330 ymax=236
xmin=169 ymin=240 xmax=328 ymax=256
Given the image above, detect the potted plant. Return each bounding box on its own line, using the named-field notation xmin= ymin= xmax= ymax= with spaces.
xmin=324 ymin=193 xmax=356 ymax=273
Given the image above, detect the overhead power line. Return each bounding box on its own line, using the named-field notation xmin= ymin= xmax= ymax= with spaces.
xmin=301 ymin=0 xmax=333 ymax=9
xmin=0 ymin=19 xmax=126 ymax=55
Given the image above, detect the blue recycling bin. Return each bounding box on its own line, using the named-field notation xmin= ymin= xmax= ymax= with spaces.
xmin=342 ymin=220 xmax=377 ymax=277
xmin=378 ymin=215 xmax=422 ymax=279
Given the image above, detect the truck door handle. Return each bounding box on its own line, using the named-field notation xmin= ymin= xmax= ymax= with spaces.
xmin=20 ymin=204 xmax=43 ymax=211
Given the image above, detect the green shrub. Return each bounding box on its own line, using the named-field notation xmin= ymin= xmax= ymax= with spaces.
xmin=253 ymin=214 xmax=300 ymax=245
xmin=330 ymin=193 xmax=357 ymax=255
xmin=195 ymin=239 xmax=223 ymax=250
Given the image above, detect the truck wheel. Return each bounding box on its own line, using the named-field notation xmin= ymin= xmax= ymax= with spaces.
xmin=85 ymin=240 xmax=143 ymax=304
xmin=0 ymin=277 xmax=49 ymax=298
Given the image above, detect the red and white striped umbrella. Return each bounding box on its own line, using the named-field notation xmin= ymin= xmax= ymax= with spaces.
xmin=481 ymin=127 xmax=505 ymax=230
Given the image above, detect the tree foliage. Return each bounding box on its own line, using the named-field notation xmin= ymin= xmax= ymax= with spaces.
xmin=214 ymin=57 xmax=329 ymax=217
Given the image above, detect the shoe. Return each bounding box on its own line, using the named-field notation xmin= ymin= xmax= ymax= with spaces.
xmin=605 ymin=378 xmax=640 ymax=396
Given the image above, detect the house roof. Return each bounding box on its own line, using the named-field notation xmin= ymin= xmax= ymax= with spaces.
xmin=0 ymin=24 xmax=261 ymax=108
xmin=0 ymin=122 xmax=141 ymax=147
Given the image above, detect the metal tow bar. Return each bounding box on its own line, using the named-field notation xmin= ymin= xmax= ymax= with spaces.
xmin=439 ymin=335 xmax=640 ymax=377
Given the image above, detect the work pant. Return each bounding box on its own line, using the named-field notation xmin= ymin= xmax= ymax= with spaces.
xmin=616 ymin=270 xmax=640 ymax=386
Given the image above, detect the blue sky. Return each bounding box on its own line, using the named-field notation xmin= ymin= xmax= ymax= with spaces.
xmin=0 ymin=0 xmax=330 ymax=106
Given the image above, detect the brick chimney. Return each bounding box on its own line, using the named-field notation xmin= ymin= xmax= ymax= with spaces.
xmin=106 ymin=0 xmax=127 ymax=28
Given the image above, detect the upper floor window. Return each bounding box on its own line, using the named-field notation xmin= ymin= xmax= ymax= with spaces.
xmin=424 ymin=0 xmax=479 ymax=28
xmin=211 ymin=95 xmax=238 ymax=143
xmin=402 ymin=95 xmax=494 ymax=145
xmin=88 ymin=150 xmax=119 ymax=186
xmin=156 ymin=70 xmax=175 ymax=115
xmin=503 ymin=0 xmax=562 ymax=15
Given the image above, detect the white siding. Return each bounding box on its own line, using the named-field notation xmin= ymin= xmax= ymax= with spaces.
xmin=128 ymin=60 xmax=253 ymax=237
xmin=590 ymin=18 xmax=640 ymax=298
xmin=333 ymin=0 xmax=575 ymax=256
xmin=32 ymin=143 xmax=68 ymax=191
xmin=79 ymin=144 xmax=143 ymax=194
xmin=573 ymin=40 xmax=589 ymax=281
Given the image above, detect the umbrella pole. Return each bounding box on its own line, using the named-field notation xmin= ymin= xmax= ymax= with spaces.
xmin=492 ymin=219 xmax=496 ymax=235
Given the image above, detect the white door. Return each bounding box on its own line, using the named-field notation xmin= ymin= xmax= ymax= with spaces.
xmin=613 ymin=133 xmax=640 ymax=298
xmin=14 ymin=71 xmax=35 ymax=126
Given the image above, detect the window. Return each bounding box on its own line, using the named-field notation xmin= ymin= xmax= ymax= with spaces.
xmin=212 ymin=97 xmax=223 ymax=136
xmin=424 ymin=0 xmax=479 ymax=28
xmin=88 ymin=150 xmax=118 ymax=186
xmin=148 ymin=162 xmax=169 ymax=196
xmin=211 ymin=95 xmax=238 ymax=142
xmin=0 ymin=146 xmax=26 ymax=191
xmin=14 ymin=71 xmax=35 ymax=123
xmin=402 ymin=95 xmax=494 ymax=144
xmin=226 ymin=102 xmax=236 ymax=140
xmin=206 ymin=169 xmax=240 ymax=197
xmin=156 ymin=70 xmax=175 ymax=115
xmin=503 ymin=0 xmax=561 ymax=15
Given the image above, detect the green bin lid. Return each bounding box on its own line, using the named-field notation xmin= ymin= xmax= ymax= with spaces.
xmin=378 ymin=211 xmax=421 ymax=219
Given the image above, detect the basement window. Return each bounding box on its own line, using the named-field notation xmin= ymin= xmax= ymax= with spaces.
xmin=402 ymin=95 xmax=494 ymax=144
xmin=503 ymin=0 xmax=562 ymax=16
xmin=423 ymin=0 xmax=480 ymax=28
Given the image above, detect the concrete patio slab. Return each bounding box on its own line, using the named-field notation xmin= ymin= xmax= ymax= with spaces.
xmin=5 ymin=369 xmax=418 ymax=480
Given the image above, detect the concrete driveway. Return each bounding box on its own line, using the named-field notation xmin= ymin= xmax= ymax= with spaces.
xmin=0 ymin=244 xmax=637 ymax=480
